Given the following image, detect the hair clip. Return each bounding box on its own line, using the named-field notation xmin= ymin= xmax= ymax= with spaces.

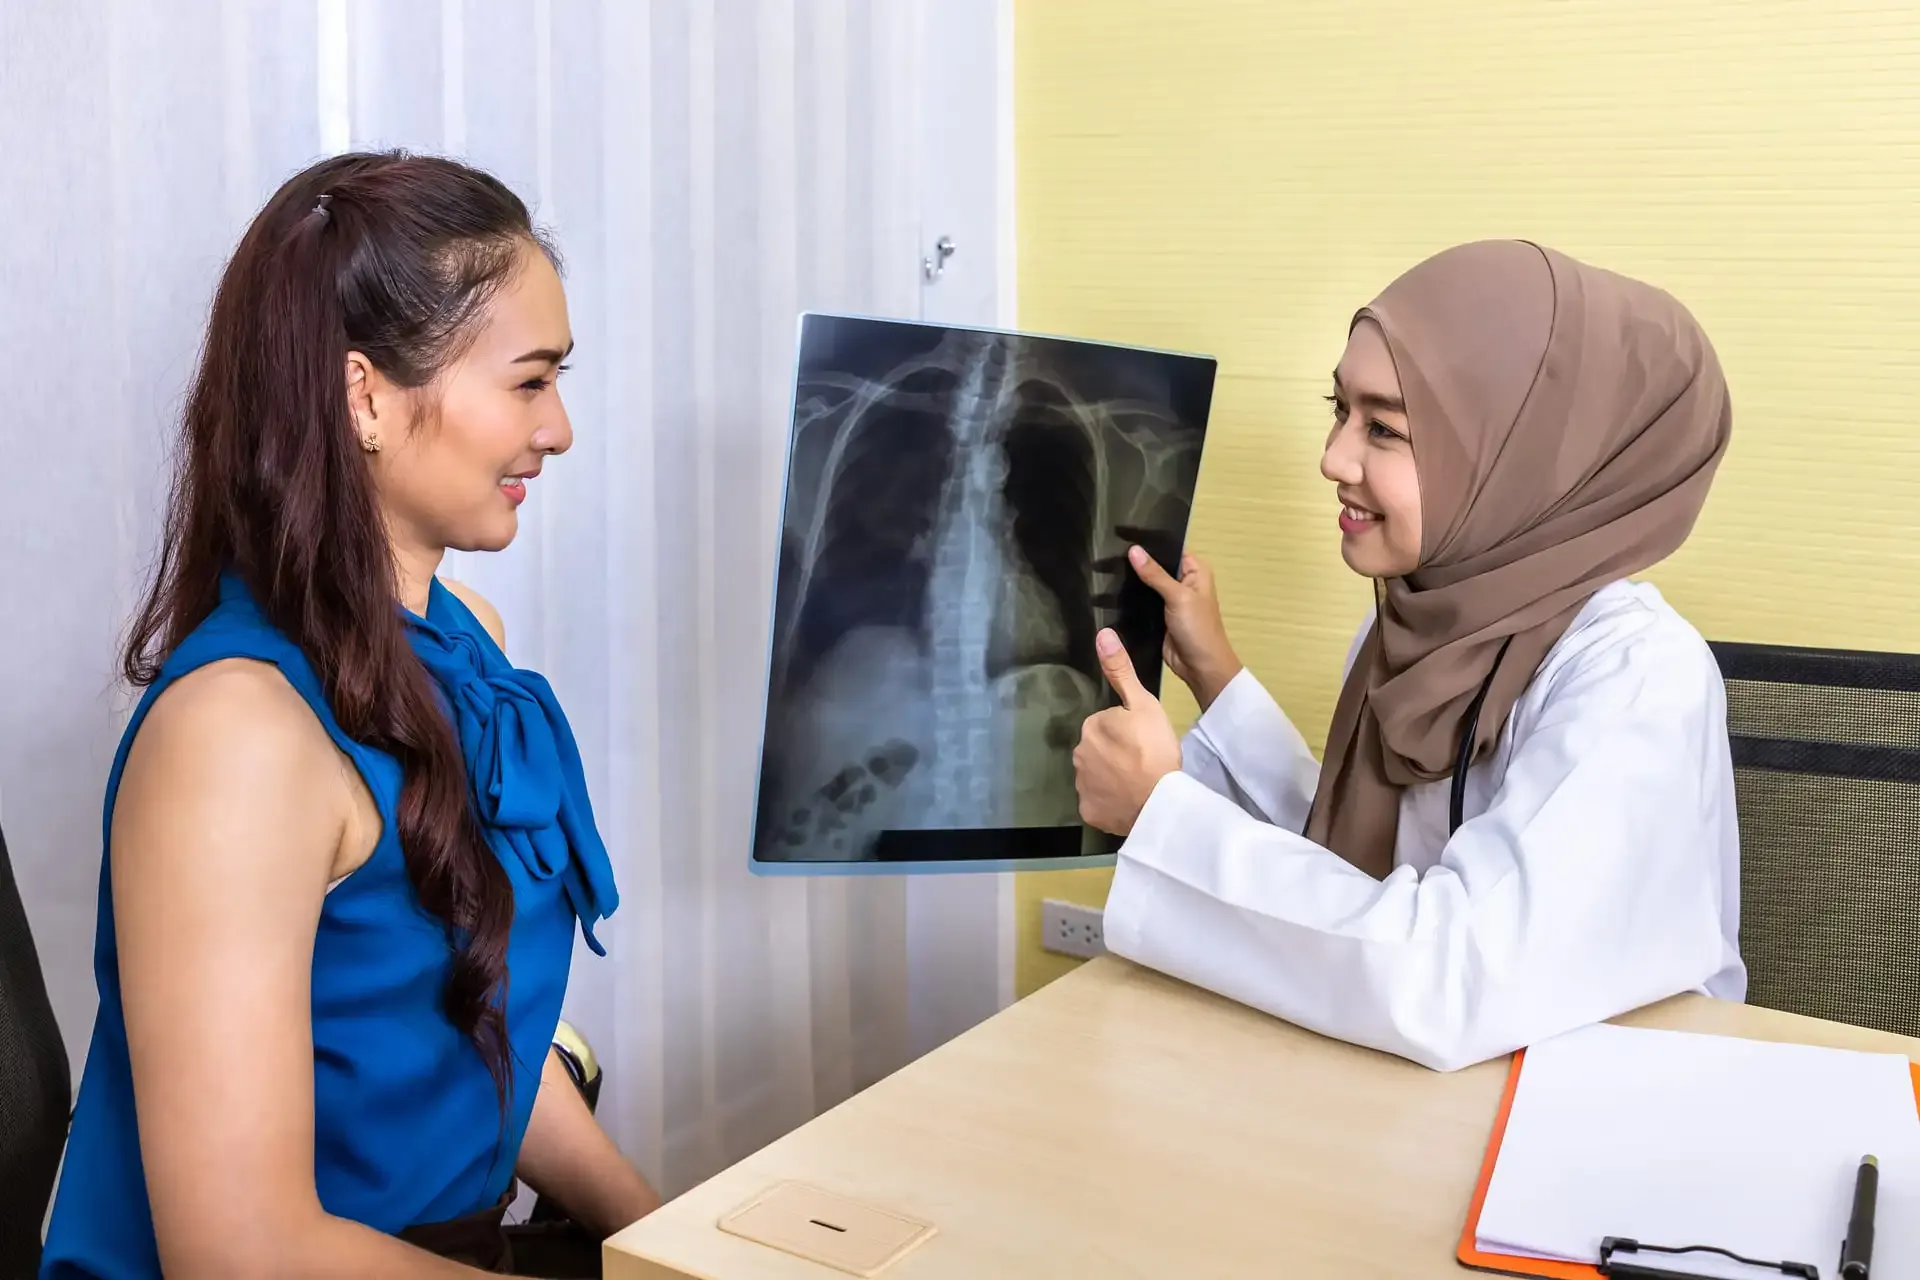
xmin=312 ymin=193 xmax=333 ymax=221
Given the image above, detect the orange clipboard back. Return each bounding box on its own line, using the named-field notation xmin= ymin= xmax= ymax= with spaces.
xmin=1454 ymin=1045 xmax=1920 ymax=1278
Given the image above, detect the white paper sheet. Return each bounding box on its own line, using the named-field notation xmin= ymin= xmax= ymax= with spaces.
xmin=1475 ymin=1023 xmax=1920 ymax=1280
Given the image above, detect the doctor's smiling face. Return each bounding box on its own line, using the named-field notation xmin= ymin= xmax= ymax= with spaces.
xmin=1320 ymin=318 xmax=1422 ymax=579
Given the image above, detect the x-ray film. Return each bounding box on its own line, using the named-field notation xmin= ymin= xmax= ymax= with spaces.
xmin=749 ymin=314 xmax=1216 ymax=873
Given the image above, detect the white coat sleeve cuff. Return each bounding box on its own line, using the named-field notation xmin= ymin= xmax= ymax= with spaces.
xmin=1104 ymin=770 xmax=1184 ymax=960
xmin=1102 ymin=769 xmax=1379 ymax=994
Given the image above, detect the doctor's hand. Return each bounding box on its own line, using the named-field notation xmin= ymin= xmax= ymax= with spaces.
xmin=1073 ymin=628 xmax=1183 ymax=836
xmin=1121 ymin=542 xmax=1242 ymax=711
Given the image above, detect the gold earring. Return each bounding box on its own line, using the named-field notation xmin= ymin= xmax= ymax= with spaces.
xmin=361 ymin=434 xmax=381 ymax=454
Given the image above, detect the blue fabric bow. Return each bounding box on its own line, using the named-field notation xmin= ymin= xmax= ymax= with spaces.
xmin=406 ymin=585 xmax=620 ymax=954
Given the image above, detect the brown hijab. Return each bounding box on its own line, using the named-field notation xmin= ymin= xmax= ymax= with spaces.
xmin=1302 ymin=241 xmax=1732 ymax=878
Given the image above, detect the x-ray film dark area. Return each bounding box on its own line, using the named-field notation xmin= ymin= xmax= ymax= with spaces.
xmin=751 ymin=314 xmax=1216 ymax=870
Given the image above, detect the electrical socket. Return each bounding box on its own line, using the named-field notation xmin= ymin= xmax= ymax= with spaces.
xmin=1040 ymin=898 xmax=1106 ymax=959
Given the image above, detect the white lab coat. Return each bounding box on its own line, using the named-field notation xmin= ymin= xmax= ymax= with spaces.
xmin=1103 ymin=578 xmax=1746 ymax=1072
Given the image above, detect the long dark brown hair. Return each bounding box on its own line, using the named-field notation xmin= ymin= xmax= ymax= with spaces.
xmin=125 ymin=150 xmax=557 ymax=1105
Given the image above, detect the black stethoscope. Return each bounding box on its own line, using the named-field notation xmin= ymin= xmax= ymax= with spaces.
xmin=1448 ymin=635 xmax=1513 ymax=835
xmin=1301 ymin=633 xmax=1514 ymax=841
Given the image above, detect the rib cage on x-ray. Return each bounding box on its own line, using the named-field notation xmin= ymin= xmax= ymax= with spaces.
xmin=753 ymin=316 xmax=1213 ymax=865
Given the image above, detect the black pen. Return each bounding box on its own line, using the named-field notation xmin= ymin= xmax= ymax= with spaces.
xmin=1840 ymin=1154 xmax=1878 ymax=1279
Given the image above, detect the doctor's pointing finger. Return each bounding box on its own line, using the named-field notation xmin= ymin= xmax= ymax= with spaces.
xmin=1072 ymin=628 xmax=1183 ymax=836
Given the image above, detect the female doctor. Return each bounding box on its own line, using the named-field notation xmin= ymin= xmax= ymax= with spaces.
xmin=1072 ymin=239 xmax=1745 ymax=1072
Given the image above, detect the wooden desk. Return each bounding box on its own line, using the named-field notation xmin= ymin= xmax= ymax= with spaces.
xmin=605 ymin=956 xmax=1920 ymax=1279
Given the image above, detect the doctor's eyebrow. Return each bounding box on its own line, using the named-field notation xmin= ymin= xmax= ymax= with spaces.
xmin=1330 ymin=370 xmax=1406 ymax=414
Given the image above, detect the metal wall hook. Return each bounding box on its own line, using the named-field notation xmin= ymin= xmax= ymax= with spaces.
xmin=922 ymin=235 xmax=956 ymax=281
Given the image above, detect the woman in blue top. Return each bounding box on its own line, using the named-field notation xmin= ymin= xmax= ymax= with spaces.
xmin=41 ymin=151 xmax=659 ymax=1276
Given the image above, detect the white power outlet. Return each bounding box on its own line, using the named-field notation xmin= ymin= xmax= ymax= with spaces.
xmin=1041 ymin=898 xmax=1106 ymax=959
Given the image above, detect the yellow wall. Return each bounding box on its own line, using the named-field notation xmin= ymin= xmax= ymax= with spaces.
xmin=1013 ymin=0 xmax=1920 ymax=996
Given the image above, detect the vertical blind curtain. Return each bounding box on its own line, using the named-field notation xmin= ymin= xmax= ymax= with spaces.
xmin=0 ymin=0 xmax=1005 ymax=1199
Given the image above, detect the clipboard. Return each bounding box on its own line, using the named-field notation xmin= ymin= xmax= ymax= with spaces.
xmin=1455 ymin=1045 xmax=1920 ymax=1278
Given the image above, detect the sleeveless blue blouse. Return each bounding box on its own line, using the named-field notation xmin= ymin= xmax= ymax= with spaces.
xmin=40 ymin=572 xmax=618 ymax=1278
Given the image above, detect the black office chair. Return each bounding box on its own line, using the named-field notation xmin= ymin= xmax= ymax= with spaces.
xmin=0 ymin=818 xmax=72 ymax=1277
xmin=1711 ymin=640 xmax=1920 ymax=1038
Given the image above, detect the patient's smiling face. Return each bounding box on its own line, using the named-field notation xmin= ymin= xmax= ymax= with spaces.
xmin=352 ymin=241 xmax=576 ymax=565
xmin=1320 ymin=318 xmax=1422 ymax=579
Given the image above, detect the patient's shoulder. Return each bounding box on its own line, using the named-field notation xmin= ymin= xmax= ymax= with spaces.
xmin=137 ymin=657 xmax=324 ymax=759
xmin=116 ymin=657 xmax=348 ymax=865
xmin=440 ymin=577 xmax=507 ymax=650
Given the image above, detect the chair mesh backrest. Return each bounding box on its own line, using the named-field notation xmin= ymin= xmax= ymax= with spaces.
xmin=1711 ymin=642 xmax=1920 ymax=1038
xmin=0 ymin=820 xmax=70 ymax=1272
